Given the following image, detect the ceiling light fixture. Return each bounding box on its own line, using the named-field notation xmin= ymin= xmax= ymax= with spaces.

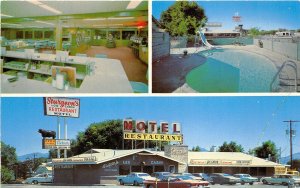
xmin=1 ymin=14 xmax=14 ymax=18
xmin=26 ymin=0 xmax=62 ymax=14
xmin=2 ymin=23 xmax=21 ymax=26
xmin=35 ymin=21 xmax=55 ymax=25
xmin=126 ymin=0 xmax=143 ymax=9
xmin=107 ymin=17 xmax=134 ymax=20
xmin=93 ymin=24 xmax=123 ymax=27
xmin=84 ymin=18 xmax=106 ymax=21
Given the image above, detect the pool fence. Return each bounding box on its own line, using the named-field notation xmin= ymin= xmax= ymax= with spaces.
xmin=254 ymin=36 xmax=300 ymax=61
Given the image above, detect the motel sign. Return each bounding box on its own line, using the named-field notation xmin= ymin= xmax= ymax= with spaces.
xmin=123 ymin=119 xmax=181 ymax=134
xmin=123 ymin=119 xmax=183 ymax=142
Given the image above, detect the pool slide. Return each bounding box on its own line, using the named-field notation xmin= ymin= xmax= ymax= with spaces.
xmin=199 ymin=29 xmax=215 ymax=49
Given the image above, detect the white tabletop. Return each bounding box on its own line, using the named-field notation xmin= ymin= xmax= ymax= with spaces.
xmin=1 ymin=55 xmax=133 ymax=94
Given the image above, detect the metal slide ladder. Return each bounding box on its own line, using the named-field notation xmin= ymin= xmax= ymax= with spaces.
xmin=270 ymin=60 xmax=299 ymax=92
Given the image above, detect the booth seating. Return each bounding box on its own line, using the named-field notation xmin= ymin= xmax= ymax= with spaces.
xmin=76 ymin=53 xmax=87 ymax=57
xmin=130 ymin=81 xmax=148 ymax=93
xmin=95 ymin=54 xmax=107 ymax=58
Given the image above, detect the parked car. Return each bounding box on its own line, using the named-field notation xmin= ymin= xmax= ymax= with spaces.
xmin=233 ymin=174 xmax=258 ymax=185
xmin=117 ymin=172 xmax=156 ymax=186
xmin=23 ymin=173 xmax=53 ymax=184
xmin=287 ymin=170 xmax=300 ymax=176
xmin=179 ymin=173 xmax=203 ymax=181
xmin=151 ymin=172 xmax=173 ymax=180
xmin=261 ymin=174 xmax=300 ymax=186
xmin=192 ymin=173 xmax=213 ymax=183
xmin=144 ymin=177 xmax=209 ymax=188
xmin=173 ymin=175 xmax=209 ymax=186
xmin=210 ymin=173 xmax=241 ymax=185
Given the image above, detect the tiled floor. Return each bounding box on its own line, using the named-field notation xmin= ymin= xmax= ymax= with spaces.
xmin=84 ymin=46 xmax=148 ymax=84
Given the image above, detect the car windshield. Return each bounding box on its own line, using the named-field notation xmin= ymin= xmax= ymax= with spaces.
xmin=138 ymin=173 xmax=150 ymax=177
xmin=202 ymin=174 xmax=209 ymax=178
xmin=223 ymin=174 xmax=231 ymax=177
xmin=184 ymin=173 xmax=193 ymax=176
xmin=178 ymin=176 xmax=192 ymax=180
xmin=162 ymin=172 xmax=171 ymax=176
xmin=243 ymin=175 xmax=250 ymax=177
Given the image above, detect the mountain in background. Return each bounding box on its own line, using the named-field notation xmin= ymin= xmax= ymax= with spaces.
xmin=18 ymin=152 xmax=49 ymax=162
xmin=280 ymin=152 xmax=300 ymax=164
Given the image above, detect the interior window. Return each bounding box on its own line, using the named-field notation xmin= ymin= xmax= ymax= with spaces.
xmin=25 ymin=31 xmax=33 ymax=39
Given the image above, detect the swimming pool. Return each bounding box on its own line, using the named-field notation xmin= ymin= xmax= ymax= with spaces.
xmin=186 ymin=49 xmax=278 ymax=92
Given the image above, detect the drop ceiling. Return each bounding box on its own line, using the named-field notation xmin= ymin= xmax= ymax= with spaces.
xmin=1 ymin=0 xmax=148 ymax=29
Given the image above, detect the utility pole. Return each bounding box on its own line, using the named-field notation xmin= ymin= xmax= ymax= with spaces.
xmin=283 ymin=120 xmax=299 ymax=169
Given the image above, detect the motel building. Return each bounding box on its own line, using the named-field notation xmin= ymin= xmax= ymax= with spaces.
xmin=51 ymin=119 xmax=285 ymax=184
xmin=52 ymin=145 xmax=286 ymax=185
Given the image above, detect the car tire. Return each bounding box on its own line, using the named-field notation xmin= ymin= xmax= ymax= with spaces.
xmin=282 ymin=182 xmax=288 ymax=186
xmin=211 ymin=182 xmax=215 ymax=185
xmin=148 ymin=185 xmax=154 ymax=188
xmin=134 ymin=181 xmax=139 ymax=186
xmin=262 ymin=180 xmax=268 ymax=185
xmin=119 ymin=180 xmax=124 ymax=185
xmin=241 ymin=181 xmax=245 ymax=185
xmin=249 ymin=182 xmax=254 ymax=185
xmin=32 ymin=180 xmax=38 ymax=184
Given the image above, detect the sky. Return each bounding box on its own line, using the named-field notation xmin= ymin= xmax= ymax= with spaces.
xmin=152 ymin=1 xmax=300 ymax=30
xmin=1 ymin=96 xmax=300 ymax=159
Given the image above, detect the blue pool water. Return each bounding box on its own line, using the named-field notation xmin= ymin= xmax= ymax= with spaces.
xmin=186 ymin=49 xmax=278 ymax=92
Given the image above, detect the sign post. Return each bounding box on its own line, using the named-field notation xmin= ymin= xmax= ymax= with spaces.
xmin=43 ymin=97 xmax=80 ymax=159
xmin=64 ymin=117 xmax=67 ymax=158
xmin=57 ymin=116 xmax=61 ymax=158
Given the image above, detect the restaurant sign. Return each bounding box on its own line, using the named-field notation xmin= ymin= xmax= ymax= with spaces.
xmin=52 ymin=156 xmax=97 ymax=163
xmin=123 ymin=119 xmax=182 ymax=142
xmin=42 ymin=139 xmax=71 ymax=149
xmin=190 ymin=159 xmax=252 ymax=166
xmin=43 ymin=97 xmax=80 ymax=118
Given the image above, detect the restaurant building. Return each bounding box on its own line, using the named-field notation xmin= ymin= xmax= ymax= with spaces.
xmin=52 ymin=145 xmax=285 ymax=185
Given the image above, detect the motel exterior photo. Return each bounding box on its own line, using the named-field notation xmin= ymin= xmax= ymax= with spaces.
xmin=52 ymin=146 xmax=286 ymax=185
xmin=50 ymin=119 xmax=286 ymax=185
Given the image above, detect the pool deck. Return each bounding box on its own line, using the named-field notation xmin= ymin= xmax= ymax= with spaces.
xmin=152 ymin=47 xmax=207 ymax=93
xmin=153 ymin=45 xmax=300 ymax=93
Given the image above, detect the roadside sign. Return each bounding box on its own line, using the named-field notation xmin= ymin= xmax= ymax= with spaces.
xmin=43 ymin=139 xmax=71 ymax=149
xmin=43 ymin=97 xmax=80 ymax=118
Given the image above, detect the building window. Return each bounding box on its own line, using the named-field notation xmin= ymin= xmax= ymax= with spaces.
xmin=169 ymin=165 xmax=175 ymax=173
xmin=154 ymin=165 xmax=165 ymax=172
xmin=16 ymin=31 xmax=24 ymax=39
xmin=119 ymin=165 xmax=130 ymax=175
xmin=34 ymin=31 xmax=43 ymax=39
xmin=131 ymin=165 xmax=141 ymax=172
xmin=108 ymin=31 xmax=120 ymax=40
xmin=25 ymin=31 xmax=33 ymax=39
xmin=143 ymin=166 xmax=153 ymax=174
xmin=95 ymin=30 xmax=107 ymax=40
xmin=122 ymin=31 xmax=135 ymax=40
xmin=44 ymin=31 xmax=54 ymax=39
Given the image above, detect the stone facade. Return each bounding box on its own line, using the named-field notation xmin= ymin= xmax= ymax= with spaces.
xmin=164 ymin=145 xmax=188 ymax=173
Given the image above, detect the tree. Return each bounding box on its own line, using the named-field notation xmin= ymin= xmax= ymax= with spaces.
xmin=16 ymin=157 xmax=48 ymax=179
xmin=248 ymin=27 xmax=261 ymax=36
xmin=1 ymin=166 xmax=14 ymax=184
xmin=287 ymin=160 xmax=300 ymax=171
xmin=253 ymin=140 xmax=278 ymax=162
xmin=218 ymin=141 xmax=244 ymax=152
xmin=191 ymin=146 xmax=201 ymax=151
xmin=69 ymin=119 xmax=159 ymax=156
xmin=1 ymin=141 xmax=18 ymax=183
xmin=160 ymin=1 xmax=207 ymax=36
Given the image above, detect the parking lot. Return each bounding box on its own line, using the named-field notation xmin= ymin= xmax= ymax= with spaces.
xmin=1 ymin=183 xmax=295 ymax=188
